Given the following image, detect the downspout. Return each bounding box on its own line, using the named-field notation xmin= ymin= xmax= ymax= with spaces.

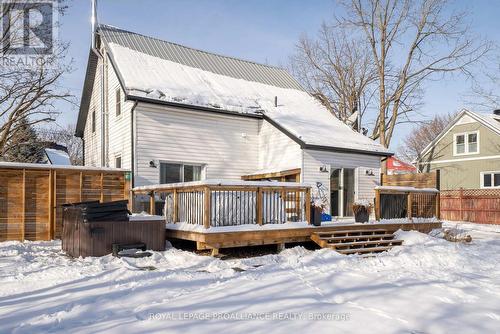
xmin=81 ymin=137 xmax=85 ymax=165
xmin=130 ymin=101 xmax=138 ymax=188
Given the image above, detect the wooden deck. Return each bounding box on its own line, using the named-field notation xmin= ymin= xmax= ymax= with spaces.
xmin=166 ymin=221 xmax=442 ymax=252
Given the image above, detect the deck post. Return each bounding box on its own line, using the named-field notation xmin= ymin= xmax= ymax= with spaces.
xmin=48 ymin=169 xmax=54 ymax=240
xmin=203 ymin=186 xmax=210 ymax=229
xmin=256 ymin=187 xmax=263 ymax=225
xmin=435 ymin=192 xmax=440 ymax=220
xmin=407 ymin=192 xmax=413 ymax=221
xmin=100 ymin=172 xmax=104 ymax=203
xmin=375 ymin=189 xmax=381 ymax=221
xmin=173 ymin=188 xmax=178 ymax=223
xmin=79 ymin=171 xmax=83 ymax=202
xmin=305 ymin=188 xmax=311 ymax=224
xmin=149 ymin=191 xmax=155 ymax=215
xmin=21 ymin=169 xmax=25 ymax=241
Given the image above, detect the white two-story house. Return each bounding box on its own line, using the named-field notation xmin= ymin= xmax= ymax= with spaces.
xmin=76 ymin=24 xmax=392 ymax=217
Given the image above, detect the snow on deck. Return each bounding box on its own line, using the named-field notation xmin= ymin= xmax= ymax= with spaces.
xmin=132 ymin=179 xmax=310 ymax=192
xmin=166 ymin=217 xmax=440 ymax=233
xmin=0 ymin=221 xmax=499 ymax=333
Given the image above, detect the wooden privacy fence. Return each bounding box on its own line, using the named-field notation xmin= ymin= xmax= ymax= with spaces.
xmin=381 ymin=171 xmax=440 ymax=189
xmin=0 ymin=163 xmax=130 ymax=241
xmin=132 ymin=181 xmax=311 ymax=228
xmin=375 ymin=186 xmax=440 ymax=220
xmin=440 ymin=188 xmax=500 ymax=224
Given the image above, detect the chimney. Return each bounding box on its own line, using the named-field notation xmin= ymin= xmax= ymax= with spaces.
xmin=274 ymin=96 xmax=278 ymax=107
xmin=494 ymin=109 xmax=500 ymax=116
xmin=91 ymin=0 xmax=97 ymax=49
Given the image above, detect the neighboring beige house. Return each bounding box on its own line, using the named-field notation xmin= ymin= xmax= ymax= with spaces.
xmin=418 ymin=109 xmax=500 ymax=190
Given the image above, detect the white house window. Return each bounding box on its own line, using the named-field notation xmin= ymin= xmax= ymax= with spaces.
xmin=454 ymin=131 xmax=478 ymax=155
xmin=115 ymin=155 xmax=122 ymax=169
xmin=115 ymin=89 xmax=121 ymax=116
xmin=160 ymin=162 xmax=202 ymax=184
xmin=92 ymin=109 xmax=96 ymax=133
xmin=481 ymin=171 xmax=500 ymax=188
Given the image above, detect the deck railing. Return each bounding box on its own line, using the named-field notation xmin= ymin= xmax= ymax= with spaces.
xmin=132 ymin=180 xmax=311 ymax=228
xmin=374 ymin=186 xmax=440 ymax=220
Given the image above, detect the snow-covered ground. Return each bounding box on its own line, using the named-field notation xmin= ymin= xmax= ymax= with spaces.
xmin=0 ymin=221 xmax=499 ymax=333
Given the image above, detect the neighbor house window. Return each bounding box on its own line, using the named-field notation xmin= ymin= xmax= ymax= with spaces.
xmin=115 ymin=155 xmax=122 ymax=169
xmin=92 ymin=109 xmax=96 ymax=133
xmin=481 ymin=171 xmax=500 ymax=188
xmin=115 ymin=89 xmax=121 ymax=116
xmin=159 ymin=162 xmax=202 ymax=184
xmin=454 ymin=131 xmax=478 ymax=155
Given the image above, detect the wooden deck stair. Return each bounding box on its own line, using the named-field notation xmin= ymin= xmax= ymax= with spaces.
xmin=310 ymin=228 xmax=403 ymax=255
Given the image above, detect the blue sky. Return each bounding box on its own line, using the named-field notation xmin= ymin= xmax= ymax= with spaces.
xmin=58 ymin=0 xmax=499 ymax=149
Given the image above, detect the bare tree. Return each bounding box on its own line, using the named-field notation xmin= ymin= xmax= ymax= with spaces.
xmin=397 ymin=111 xmax=457 ymax=163
xmin=37 ymin=124 xmax=83 ymax=165
xmin=469 ymin=60 xmax=500 ymax=111
xmin=290 ymin=23 xmax=377 ymax=129
xmin=0 ymin=1 xmax=72 ymax=159
xmin=339 ymin=0 xmax=491 ymax=149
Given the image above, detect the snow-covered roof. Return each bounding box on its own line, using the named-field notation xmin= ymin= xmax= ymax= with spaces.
xmin=0 ymin=161 xmax=129 ymax=172
xmin=44 ymin=148 xmax=72 ymax=166
xmin=76 ymin=25 xmax=391 ymax=156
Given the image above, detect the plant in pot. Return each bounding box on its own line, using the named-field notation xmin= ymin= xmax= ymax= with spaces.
xmin=352 ymin=200 xmax=372 ymax=223
xmin=310 ymin=197 xmax=326 ymax=226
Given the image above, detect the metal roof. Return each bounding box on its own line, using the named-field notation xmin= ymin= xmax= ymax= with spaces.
xmin=99 ymin=24 xmax=304 ymax=90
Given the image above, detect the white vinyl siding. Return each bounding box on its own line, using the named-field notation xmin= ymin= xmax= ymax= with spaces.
xmin=134 ymin=103 xmax=260 ymax=187
xmin=258 ymin=120 xmax=302 ymax=172
xmin=302 ymin=149 xmax=381 ymax=213
xmin=82 ymin=49 xmax=132 ymax=169
xmin=82 ymin=55 xmax=103 ymax=167
xmin=106 ymin=54 xmax=132 ymax=170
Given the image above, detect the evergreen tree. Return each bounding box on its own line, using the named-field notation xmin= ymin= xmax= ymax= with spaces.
xmin=0 ymin=119 xmax=44 ymax=163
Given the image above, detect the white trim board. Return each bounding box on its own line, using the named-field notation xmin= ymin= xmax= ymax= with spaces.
xmin=419 ymin=155 xmax=500 ymax=165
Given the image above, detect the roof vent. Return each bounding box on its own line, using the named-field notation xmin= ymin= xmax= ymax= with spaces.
xmin=494 ymin=109 xmax=500 ymax=116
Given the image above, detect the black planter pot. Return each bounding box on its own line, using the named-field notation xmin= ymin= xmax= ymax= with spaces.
xmin=354 ymin=207 xmax=370 ymax=223
xmin=310 ymin=205 xmax=322 ymax=226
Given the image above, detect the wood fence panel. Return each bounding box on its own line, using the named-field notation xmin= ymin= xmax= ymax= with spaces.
xmin=381 ymin=171 xmax=439 ymax=189
xmin=24 ymin=170 xmax=51 ymax=240
xmin=440 ymin=189 xmax=500 ymax=224
xmin=0 ymin=169 xmax=24 ymax=241
xmin=0 ymin=164 xmax=130 ymax=241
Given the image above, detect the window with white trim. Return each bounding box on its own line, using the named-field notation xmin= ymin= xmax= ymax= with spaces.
xmin=481 ymin=171 xmax=500 ymax=188
xmin=115 ymin=89 xmax=121 ymax=116
xmin=159 ymin=162 xmax=202 ymax=184
xmin=454 ymin=131 xmax=478 ymax=155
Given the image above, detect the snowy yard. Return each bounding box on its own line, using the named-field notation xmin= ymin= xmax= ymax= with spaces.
xmin=0 ymin=222 xmax=499 ymax=333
